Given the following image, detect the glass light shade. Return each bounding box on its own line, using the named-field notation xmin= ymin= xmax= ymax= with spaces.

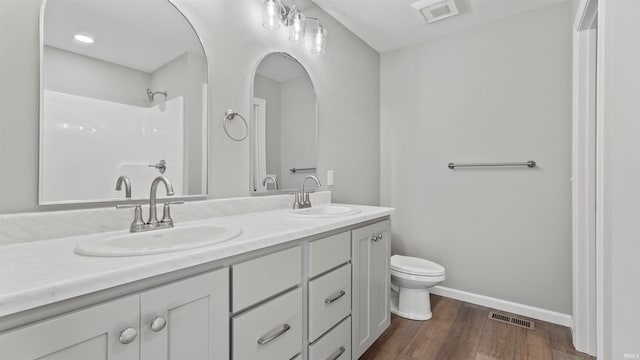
xmin=262 ymin=0 xmax=281 ymax=30
xmin=289 ymin=11 xmax=306 ymax=44
xmin=311 ymin=25 xmax=327 ymax=55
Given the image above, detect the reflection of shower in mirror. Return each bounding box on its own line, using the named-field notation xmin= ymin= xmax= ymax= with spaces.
xmin=41 ymin=91 xmax=185 ymax=203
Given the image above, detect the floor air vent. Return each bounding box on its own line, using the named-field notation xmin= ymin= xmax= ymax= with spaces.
xmin=488 ymin=311 xmax=535 ymax=330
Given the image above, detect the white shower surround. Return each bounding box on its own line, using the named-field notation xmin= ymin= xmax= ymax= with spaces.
xmin=40 ymin=91 xmax=184 ymax=203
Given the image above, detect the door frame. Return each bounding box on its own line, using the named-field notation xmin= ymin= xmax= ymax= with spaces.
xmin=571 ymin=0 xmax=598 ymax=356
xmin=251 ymin=97 xmax=267 ymax=192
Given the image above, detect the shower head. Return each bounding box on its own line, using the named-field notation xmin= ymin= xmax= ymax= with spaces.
xmin=147 ymin=88 xmax=167 ymax=102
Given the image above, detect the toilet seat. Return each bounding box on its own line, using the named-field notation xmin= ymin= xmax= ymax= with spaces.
xmin=391 ymin=255 xmax=445 ymax=277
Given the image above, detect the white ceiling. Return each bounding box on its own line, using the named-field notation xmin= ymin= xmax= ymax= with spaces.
xmin=256 ymin=53 xmax=309 ymax=83
xmin=311 ymin=0 xmax=568 ymax=53
xmin=44 ymin=0 xmax=205 ymax=73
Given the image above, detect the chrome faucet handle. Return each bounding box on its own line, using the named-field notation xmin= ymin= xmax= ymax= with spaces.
xmin=116 ymin=204 xmax=135 ymax=209
xmin=116 ymin=204 xmax=146 ymax=232
xmin=130 ymin=204 xmax=145 ymax=232
xmin=292 ymin=192 xmax=302 ymax=209
xmin=160 ymin=203 xmax=174 ymax=227
xmin=148 ymin=159 xmax=167 ymax=174
xmin=160 ymin=201 xmax=183 ymax=226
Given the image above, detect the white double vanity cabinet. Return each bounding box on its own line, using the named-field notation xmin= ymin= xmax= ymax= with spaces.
xmin=0 ymin=211 xmax=391 ymax=360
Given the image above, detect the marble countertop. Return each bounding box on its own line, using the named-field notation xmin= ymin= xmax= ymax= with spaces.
xmin=0 ymin=204 xmax=393 ymax=318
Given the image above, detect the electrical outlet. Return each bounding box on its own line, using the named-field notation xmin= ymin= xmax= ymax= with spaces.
xmin=327 ymin=170 xmax=334 ymax=186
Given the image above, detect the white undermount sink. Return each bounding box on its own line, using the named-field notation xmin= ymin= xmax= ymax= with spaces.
xmin=74 ymin=224 xmax=243 ymax=257
xmin=286 ymin=205 xmax=361 ymax=218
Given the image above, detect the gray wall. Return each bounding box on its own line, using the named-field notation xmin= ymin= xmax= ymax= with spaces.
xmin=44 ymin=46 xmax=150 ymax=107
xmin=150 ymin=52 xmax=207 ymax=195
xmin=280 ymin=76 xmax=316 ymax=190
xmin=380 ymin=2 xmax=573 ymax=314
xmin=0 ymin=0 xmax=380 ymax=213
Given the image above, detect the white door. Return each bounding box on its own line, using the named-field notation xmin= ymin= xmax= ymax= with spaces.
xmin=0 ymin=295 xmax=140 ymax=360
xmin=140 ymin=268 xmax=229 ymax=360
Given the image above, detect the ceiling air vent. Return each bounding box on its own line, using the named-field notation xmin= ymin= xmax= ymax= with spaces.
xmin=411 ymin=0 xmax=459 ymax=24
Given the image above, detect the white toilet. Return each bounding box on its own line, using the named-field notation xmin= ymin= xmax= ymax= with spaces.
xmin=390 ymin=254 xmax=446 ymax=320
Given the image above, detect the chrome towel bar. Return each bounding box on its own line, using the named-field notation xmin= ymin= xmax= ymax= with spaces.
xmin=448 ymin=160 xmax=536 ymax=169
xmin=289 ymin=167 xmax=316 ymax=173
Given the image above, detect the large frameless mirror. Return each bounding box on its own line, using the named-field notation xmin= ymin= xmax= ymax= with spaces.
xmin=39 ymin=0 xmax=208 ymax=205
xmin=251 ymin=52 xmax=318 ymax=194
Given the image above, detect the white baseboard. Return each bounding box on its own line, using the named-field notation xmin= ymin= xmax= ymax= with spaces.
xmin=430 ymin=286 xmax=573 ymax=327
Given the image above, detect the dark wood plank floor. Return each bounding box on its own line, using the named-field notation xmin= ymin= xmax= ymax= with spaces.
xmin=360 ymin=295 xmax=595 ymax=360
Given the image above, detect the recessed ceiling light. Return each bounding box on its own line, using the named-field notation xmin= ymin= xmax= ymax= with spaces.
xmin=73 ymin=34 xmax=94 ymax=44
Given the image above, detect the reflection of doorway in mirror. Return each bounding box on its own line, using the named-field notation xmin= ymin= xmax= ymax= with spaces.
xmin=252 ymin=98 xmax=268 ymax=192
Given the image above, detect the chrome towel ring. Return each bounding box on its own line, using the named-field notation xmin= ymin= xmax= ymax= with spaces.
xmin=223 ymin=109 xmax=248 ymax=141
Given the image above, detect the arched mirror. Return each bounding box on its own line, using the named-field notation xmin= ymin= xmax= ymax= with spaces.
xmin=39 ymin=0 xmax=208 ymax=205
xmin=251 ymin=53 xmax=317 ymax=194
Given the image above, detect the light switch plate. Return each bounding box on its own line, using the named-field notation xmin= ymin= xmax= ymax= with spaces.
xmin=327 ymin=170 xmax=334 ymax=186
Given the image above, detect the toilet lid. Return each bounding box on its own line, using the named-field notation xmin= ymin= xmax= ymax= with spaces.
xmin=391 ymin=255 xmax=445 ymax=276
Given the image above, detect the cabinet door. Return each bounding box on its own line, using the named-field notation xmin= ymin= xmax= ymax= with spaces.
xmin=351 ymin=220 xmax=390 ymax=359
xmin=371 ymin=223 xmax=390 ymax=340
xmin=0 ymin=295 xmax=140 ymax=360
xmin=140 ymin=268 xmax=229 ymax=360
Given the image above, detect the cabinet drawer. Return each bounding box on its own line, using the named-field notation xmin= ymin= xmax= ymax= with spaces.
xmin=308 ymin=263 xmax=351 ymax=342
xmin=309 ymin=316 xmax=351 ymax=360
xmin=232 ymin=246 xmax=301 ymax=312
xmin=232 ymin=287 xmax=302 ymax=360
xmin=309 ymin=231 xmax=350 ymax=278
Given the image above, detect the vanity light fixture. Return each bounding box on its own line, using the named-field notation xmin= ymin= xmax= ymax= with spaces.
xmin=73 ymin=34 xmax=94 ymax=44
xmin=261 ymin=0 xmax=327 ymax=55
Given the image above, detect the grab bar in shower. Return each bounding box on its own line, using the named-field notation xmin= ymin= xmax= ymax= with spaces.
xmin=290 ymin=167 xmax=316 ymax=173
xmin=447 ymin=160 xmax=536 ymax=169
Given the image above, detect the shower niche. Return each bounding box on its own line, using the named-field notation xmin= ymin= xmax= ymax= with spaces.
xmin=39 ymin=0 xmax=208 ymax=204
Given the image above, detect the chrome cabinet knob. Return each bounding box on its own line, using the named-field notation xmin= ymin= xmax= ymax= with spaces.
xmin=119 ymin=327 xmax=138 ymax=344
xmin=150 ymin=316 xmax=167 ymax=332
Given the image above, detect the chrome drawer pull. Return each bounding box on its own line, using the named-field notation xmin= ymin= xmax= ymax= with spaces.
xmin=325 ymin=290 xmax=346 ymax=304
xmin=327 ymin=346 xmax=346 ymax=360
xmin=257 ymin=324 xmax=291 ymax=345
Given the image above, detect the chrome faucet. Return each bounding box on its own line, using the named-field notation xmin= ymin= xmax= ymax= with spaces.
xmin=262 ymin=175 xmax=279 ymax=190
xmin=117 ymin=175 xmax=177 ymax=233
xmin=115 ymin=176 xmax=132 ymax=199
xmin=293 ymin=175 xmax=321 ymax=209
xmin=148 ymin=175 xmax=175 ymax=225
